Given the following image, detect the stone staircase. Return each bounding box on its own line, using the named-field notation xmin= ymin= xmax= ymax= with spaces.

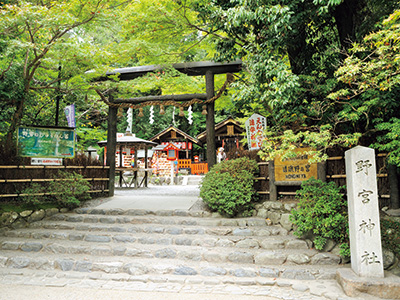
xmin=0 ymin=208 xmax=356 ymax=299
xmin=183 ymin=175 xmax=204 ymax=186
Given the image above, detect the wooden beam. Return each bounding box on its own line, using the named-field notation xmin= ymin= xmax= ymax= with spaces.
xmin=114 ymin=93 xmax=207 ymax=104
xmin=102 ymin=60 xmax=242 ymax=81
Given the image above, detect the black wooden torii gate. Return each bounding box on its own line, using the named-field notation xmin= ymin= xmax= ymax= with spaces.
xmin=98 ymin=60 xmax=242 ymax=196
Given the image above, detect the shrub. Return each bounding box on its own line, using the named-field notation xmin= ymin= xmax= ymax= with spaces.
xmin=200 ymin=157 xmax=259 ymax=217
xmin=381 ymin=218 xmax=400 ymax=259
xmin=49 ymin=171 xmax=91 ymax=208
xmin=290 ymin=178 xmax=350 ymax=257
xmin=20 ymin=171 xmax=91 ymax=208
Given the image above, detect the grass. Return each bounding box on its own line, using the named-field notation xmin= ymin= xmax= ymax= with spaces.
xmin=0 ymin=200 xmax=61 ymax=214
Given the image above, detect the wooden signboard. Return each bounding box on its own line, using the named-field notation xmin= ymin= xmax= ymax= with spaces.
xmin=274 ymin=148 xmax=317 ymax=182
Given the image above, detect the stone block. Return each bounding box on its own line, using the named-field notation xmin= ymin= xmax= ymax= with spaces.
xmin=233 ymin=228 xmax=253 ymax=236
xmin=257 ymin=209 xmax=268 ymax=219
xmin=123 ymin=263 xmax=148 ymax=275
xmin=203 ymin=251 xmax=228 ymax=262
xmin=174 ymin=266 xmax=197 ymax=275
xmin=112 ymin=235 xmax=136 ymax=243
xmin=337 ymin=268 xmax=400 ymax=299
xmin=259 ymin=268 xmax=279 ymax=278
xmin=287 ymin=253 xmax=311 ymax=264
xmin=55 ymin=259 xmax=74 ymax=271
xmin=231 ymin=268 xmax=257 ymax=277
xmin=236 ymin=239 xmax=260 ymax=249
xmin=259 ymin=239 xmax=285 ymax=250
xmin=267 ymin=211 xmax=281 ymax=224
xmin=254 ymin=251 xmax=287 ymax=265
xmin=92 ymin=262 xmax=123 ymax=273
xmin=200 ymin=267 xmax=227 ymax=276
xmin=84 ymin=235 xmax=111 ymax=243
xmin=286 ymin=239 xmax=309 ymax=249
xmin=228 ymin=251 xmax=254 ymax=264
xmin=279 ymin=213 xmax=293 ymax=231
xmin=7 ymin=257 xmax=30 ymax=269
xmin=45 ymin=208 xmax=60 ymax=217
xmin=27 ymin=210 xmax=46 ymax=223
xmin=281 ymin=269 xmax=315 ymax=280
xmin=383 ymin=249 xmax=397 ymax=270
xmin=11 ymin=219 xmax=28 ymax=229
xmin=20 ymin=242 xmax=43 ymax=252
xmin=0 ymin=212 xmax=19 ymax=226
xmin=216 ymin=239 xmax=235 ymax=247
xmin=311 ymin=253 xmax=341 ymax=265
xmin=19 ymin=210 xmax=33 ymax=218
xmin=154 ymin=248 xmax=177 ymax=259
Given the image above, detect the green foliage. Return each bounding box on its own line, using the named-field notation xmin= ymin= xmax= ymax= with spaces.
xmin=381 ymin=218 xmax=400 ymax=258
xmin=290 ymin=178 xmax=349 ymax=257
xmin=200 ymin=157 xmax=259 ymax=217
xmin=20 ymin=171 xmax=91 ymax=208
xmin=20 ymin=183 xmax=49 ymax=206
xmin=48 ymin=171 xmax=91 ymax=208
xmin=76 ymin=127 xmax=107 ymax=152
xmin=258 ymin=125 xmax=361 ymax=164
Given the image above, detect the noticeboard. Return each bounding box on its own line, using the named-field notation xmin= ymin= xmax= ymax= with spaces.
xmin=17 ymin=126 xmax=75 ymax=158
xmin=274 ymin=148 xmax=318 ymax=182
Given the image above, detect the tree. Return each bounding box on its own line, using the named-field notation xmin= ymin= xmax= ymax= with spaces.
xmin=184 ymin=0 xmax=399 ymax=161
xmin=0 ymin=0 xmax=131 ymax=147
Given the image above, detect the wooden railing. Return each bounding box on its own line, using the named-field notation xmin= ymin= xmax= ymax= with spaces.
xmin=0 ymin=165 xmax=109 ymax=199
xmin=254 ymin=153 xmax=390 ymax=208
xmin=191 ymin=163 xmax=208 ymax=175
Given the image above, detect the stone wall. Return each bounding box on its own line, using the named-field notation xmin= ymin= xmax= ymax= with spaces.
xmin=0 ymin=208 xmax=69 ymax=229
xmin=254 ymin=201 xmax=297 ymax=231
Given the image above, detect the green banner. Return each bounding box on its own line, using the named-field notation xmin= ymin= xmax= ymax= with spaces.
xmin=17 ymin=127 xmax=75 ymax=158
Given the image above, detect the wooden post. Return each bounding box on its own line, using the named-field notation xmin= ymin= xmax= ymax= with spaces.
xmin=106 ymin=99 xmax=117 ymax=197
xmin=134 ymin=146 xmax=138 ymax=188
xmin=185 ymin=139 xmax=189 ymax=159
xmin=144 ymin=146 xmax=148 ymax=188
xmin=269 ymin=160 xmax=277 ymax=201
xmin=119 ymin=144 xmax=123 ymax=187
xmin=205 ymin=70 xmax=216 ymax=169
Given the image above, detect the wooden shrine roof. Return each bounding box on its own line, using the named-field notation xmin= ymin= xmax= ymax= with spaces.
xmin=98 ymin=134 xmax=157 ymax=149
xmin=197 ymin=116 xmax=245 ymax=144
xmin=150 ymin=125 xmax=202 ymax=146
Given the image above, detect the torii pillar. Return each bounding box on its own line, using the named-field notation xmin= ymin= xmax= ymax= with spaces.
xmin=205 ymin=70 xmax=216 ymax=168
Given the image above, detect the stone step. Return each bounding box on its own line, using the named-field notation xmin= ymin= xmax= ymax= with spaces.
xmin=0 ymin=232 xmax=342 ymax=267
xmin=20 ymin=219 xmax=289 ymax=237
xmin=0 ymin=266 xmax=354 ymax=300
xmin=72 ymin=208 xmax=276 ymax=226
xmin=0 ymin=250 xmax=344 ymax=281
xmin=1 ymin=226 xmax=310 ymax=251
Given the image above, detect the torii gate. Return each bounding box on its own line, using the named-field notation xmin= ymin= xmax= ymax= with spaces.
xmin=97 ymin=60 xmax=242 ymax=196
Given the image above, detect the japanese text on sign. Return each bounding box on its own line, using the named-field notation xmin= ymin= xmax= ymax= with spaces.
xmin=18 ymin=126 xmax=75 ymax=158
xmin=274 ymin=148 xmax=318 ymax=182
xmin=245 ymin=114 xmax=266 ymax=150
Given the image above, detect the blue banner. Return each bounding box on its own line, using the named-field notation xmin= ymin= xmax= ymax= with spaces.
xmin=64 ymin=104 xmax=76 ymax=128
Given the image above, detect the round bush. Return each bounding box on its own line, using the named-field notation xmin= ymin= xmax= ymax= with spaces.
xmin=200 ymin=157 xmax=259 ymax=217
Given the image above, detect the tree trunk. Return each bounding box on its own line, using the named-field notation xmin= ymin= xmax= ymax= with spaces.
xmin=333 ymin=0 xmax=366 ymax=51
xmin=388 ymin=163 xmax=400 ymax=209
xmin=6 ymin=98 xmax=24 ymax=149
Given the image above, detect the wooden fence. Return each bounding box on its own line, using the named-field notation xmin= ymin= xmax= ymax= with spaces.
xmin=0 ymin=165 xmax=109 ymax=199
xmin=254 ymin=153 xmax=391 ymax=208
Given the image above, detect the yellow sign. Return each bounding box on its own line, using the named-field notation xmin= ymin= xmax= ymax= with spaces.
xmin=274 ymin=148 xmax=318 ymax=182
